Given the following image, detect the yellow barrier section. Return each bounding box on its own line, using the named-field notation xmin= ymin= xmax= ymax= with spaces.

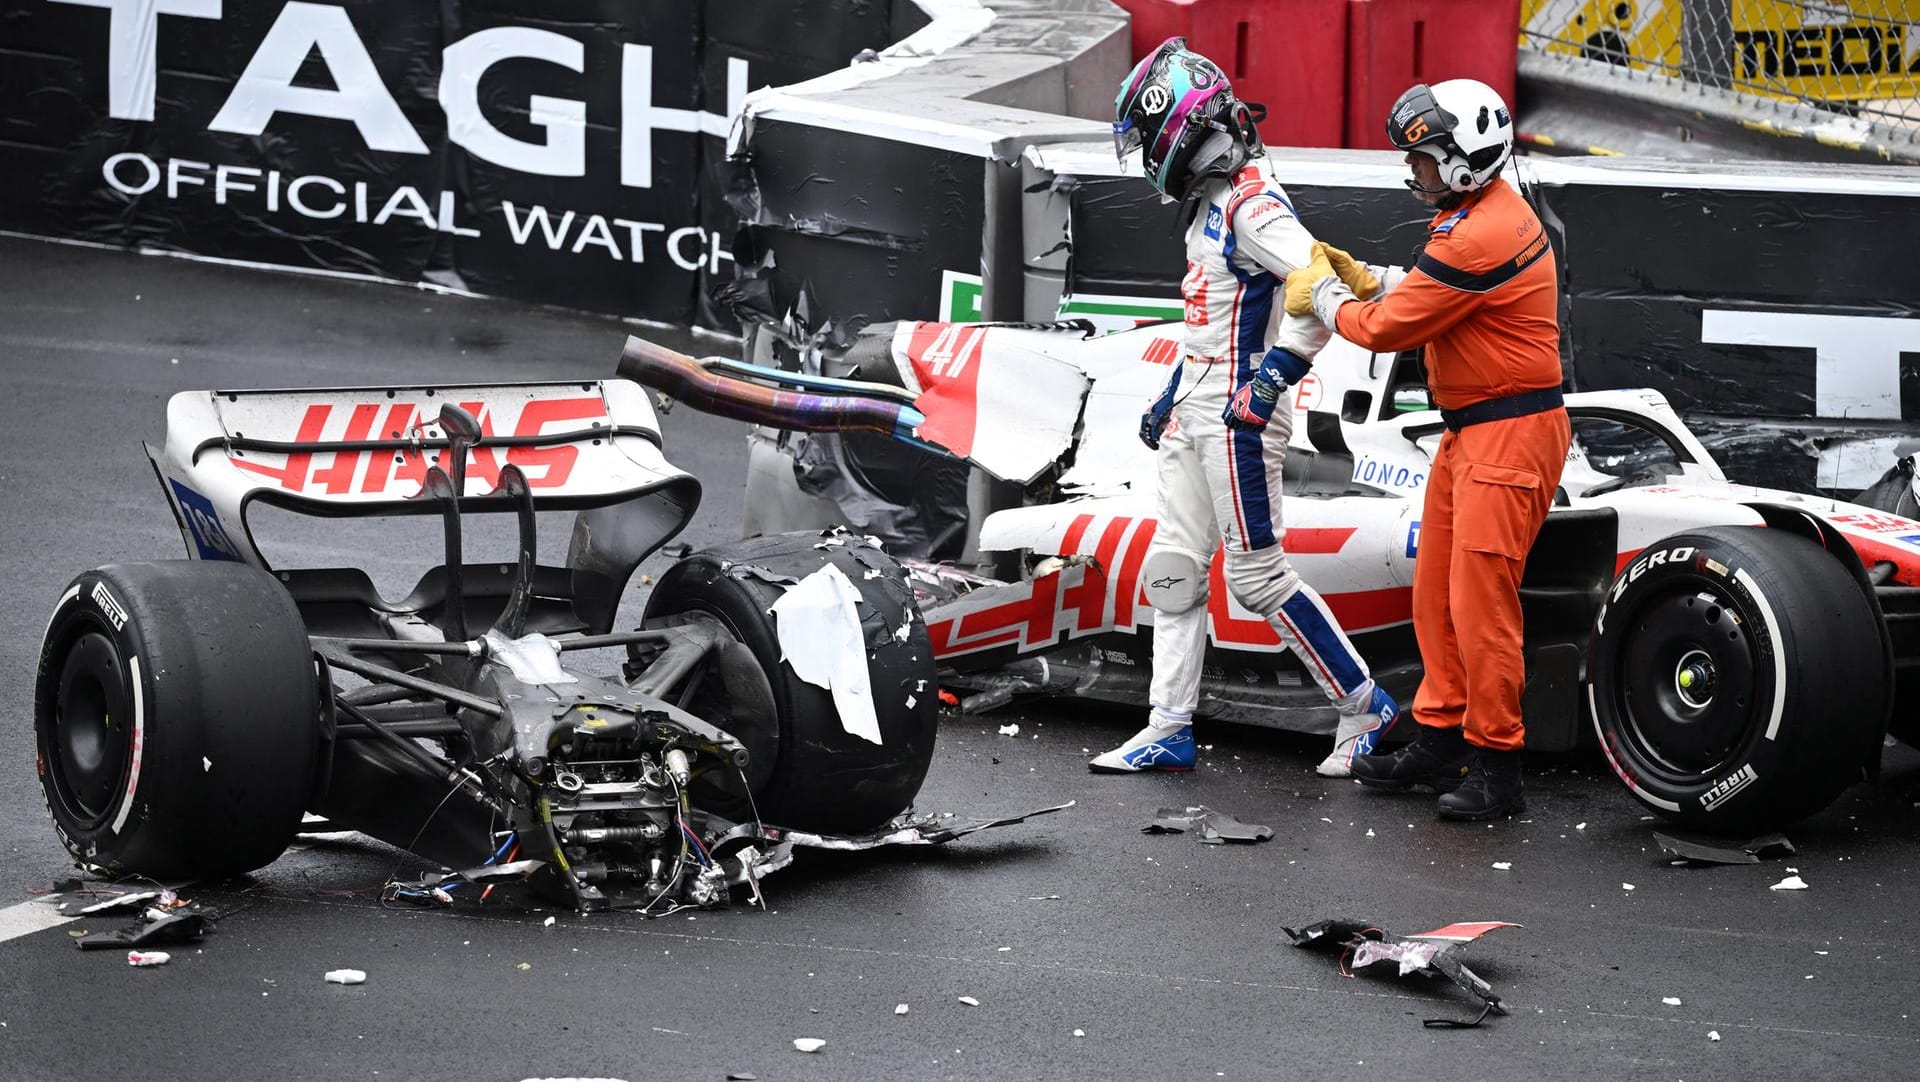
xmin=1522 ymin=0 xmax=1920 ymax=106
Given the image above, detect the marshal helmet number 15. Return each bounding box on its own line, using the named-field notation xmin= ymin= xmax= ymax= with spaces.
xmin=1388 ymin=78 xmax=1514 ymax=198
xmin=1113 ymin=37 xmax=1261 ymax=200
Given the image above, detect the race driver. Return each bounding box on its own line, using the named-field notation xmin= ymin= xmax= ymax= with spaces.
xmin=1286 ymin=79 xmax=1570 ymax=819
xmin=1092 ymin=38 xmax=1399 ymax=778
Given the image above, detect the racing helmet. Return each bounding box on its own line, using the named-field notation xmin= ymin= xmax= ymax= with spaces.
xmin=1113 ymin=38 xmax=1260 ymax=198
xmin=1387 ymin=79 xmax=1514 ymax=196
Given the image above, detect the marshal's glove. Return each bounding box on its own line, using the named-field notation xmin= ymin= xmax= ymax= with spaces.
xmin=1283 ymin=245 xmax=1337 ymax=317
xmin=1140 ymin=361 xmax=1183 ymax=449
xmin=1318 ymin=243 xmax=1382 ymax=299
xmin=1223 ymin=347 xmax=1311 ymax=432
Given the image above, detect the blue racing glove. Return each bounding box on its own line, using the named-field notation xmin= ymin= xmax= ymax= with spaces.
xmin=1139 ymin=361 xmax=1183 ymax=449
xmin=1223 ymin=347 xmax=1311 ymax=431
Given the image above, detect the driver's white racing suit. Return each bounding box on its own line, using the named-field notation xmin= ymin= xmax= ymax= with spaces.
xmin=1091 ymin=157 xmax=1398 ymax=777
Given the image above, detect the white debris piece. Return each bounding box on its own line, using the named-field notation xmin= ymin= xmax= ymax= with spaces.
xmin=1662 ymin=997 xmax=1682 ymax=1006
xmin=905 ymin=695 xmax=917 ymax=709
xmin=1770 ymin=875 xmax=1810 ymax=891
xmin=793 ymin=1038 xmax=826 ymax=1053
xmin=1491 ymin=862 xmax=1512 ymax=870
xmin=1365 ymin=829 xmax=1376 ymax=838
xmin=997 ymin=723 xmax=1020 ymax=737
xmin=957 ymin=996 xmax=980 ymax=1007
xmin=769 ymin=564 xmax=884 ymax=745
xmin=202 ymin=757 xmax=211 ymax=772
xmin=325 ymin=969 xmax=367 ymax=985
xmin=1575 ymin=822 xmax=1587 ymax=830
xmin=895 ymin=1003 xmax=910 ymax=1015
xmin=127 ymin=951 xmax=170 ymax=967
xmin=1622 ymin=883 xmax=1636 ymax=891
xmin=1708 ymin=1030 xmax=1721 ymax=1042
xmin=1073 ymin=1029 xmax=1085 ymax=1038
xmin=544 ymin=916 xmax=556 ymax=927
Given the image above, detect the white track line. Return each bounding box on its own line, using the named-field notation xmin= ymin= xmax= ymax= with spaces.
xmin=0 ymin=899 xmax=81 ymax=945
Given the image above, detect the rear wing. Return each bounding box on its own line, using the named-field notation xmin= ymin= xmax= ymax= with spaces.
xmin=146 ymin=379 xmax=697 ymax=566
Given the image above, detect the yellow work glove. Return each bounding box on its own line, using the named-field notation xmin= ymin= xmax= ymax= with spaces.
xmin=1283 ymin=244 xmax=1335 ymax=317
xmin=1319 ymin=242 xmax=1382 ymax=300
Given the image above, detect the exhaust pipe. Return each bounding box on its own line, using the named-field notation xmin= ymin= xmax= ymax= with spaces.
xmin=617 ymin=335 xmax=929 ymax=444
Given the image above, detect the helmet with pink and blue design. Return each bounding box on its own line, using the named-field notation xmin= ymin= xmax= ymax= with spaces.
xmin=1112 ymin=38 xmax=1261 ymax=199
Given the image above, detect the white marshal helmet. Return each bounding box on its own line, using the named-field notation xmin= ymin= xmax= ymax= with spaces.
xmin=1386 ymin=78 xmax=1514 ymax=195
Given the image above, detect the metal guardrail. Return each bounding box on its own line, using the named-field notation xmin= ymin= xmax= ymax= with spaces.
xmin=1521 ymin=0 xmax=1920 ymax=146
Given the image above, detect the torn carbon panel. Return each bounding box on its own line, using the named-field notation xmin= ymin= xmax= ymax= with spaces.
xmin=694 ymin=0 xmax=909 ymax=330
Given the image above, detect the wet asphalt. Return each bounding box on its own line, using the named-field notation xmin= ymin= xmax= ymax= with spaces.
xmin=0 ymin=235 xmax=1916 ymax=1081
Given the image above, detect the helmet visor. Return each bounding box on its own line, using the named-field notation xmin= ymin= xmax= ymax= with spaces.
xmin=1386 ymin=84 xmax=1457 ymax=154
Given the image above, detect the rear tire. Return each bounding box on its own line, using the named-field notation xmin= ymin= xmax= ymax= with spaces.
xmin=36 ymin=561 xmax=319 ymax=878
xmin=643 ymin=532 xmax=938 ymax=833
xmin=1589 ymin=527 xmax=1883 ymax=833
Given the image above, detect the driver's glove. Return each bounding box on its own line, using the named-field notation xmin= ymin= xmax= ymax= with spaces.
xmin=1140 ymin=361 xmax=1183 ymax=449
xmin=1223 ymin=347 xmax=1310 ymax=432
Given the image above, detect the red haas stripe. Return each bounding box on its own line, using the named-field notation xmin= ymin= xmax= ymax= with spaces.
xmin=926 ymin=514 xmax=1406 ymax=660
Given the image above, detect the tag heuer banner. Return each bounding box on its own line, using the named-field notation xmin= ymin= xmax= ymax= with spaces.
xmin=0 ymin=0 xmax=907 ymax=330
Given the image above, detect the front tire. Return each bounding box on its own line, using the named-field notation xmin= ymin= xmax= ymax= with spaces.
xmin=36 ymin=561 xmax=319 ymax=879
xmin=1589 ymin=526 xmax=1883 ymax=833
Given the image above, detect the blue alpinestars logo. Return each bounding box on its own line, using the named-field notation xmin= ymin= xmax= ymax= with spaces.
xmin=1352 ymin=687 xmax=1400 ymax=758
xmin=1123 ymin=729 xmax=1195 ymax=769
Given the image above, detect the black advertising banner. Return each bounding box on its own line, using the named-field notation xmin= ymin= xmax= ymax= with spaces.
xmin=0 ymin=0 xmax=879 ymax=329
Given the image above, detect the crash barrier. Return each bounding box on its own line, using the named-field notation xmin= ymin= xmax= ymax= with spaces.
xmin=729 ymin=17 xmax=1920 ymax=556
xmin=1108 ymin=0 xmax=1350 ymax=147
xmin=1106 ymin=0 xmax=1519 ymax=151
xmin=1346 ymin=0 xmax=1520 ymax=151
xmin=1520 ymin=0 xmax=1920 ymax=161
xmin=0 ymin=0 xmax=936 ymax=331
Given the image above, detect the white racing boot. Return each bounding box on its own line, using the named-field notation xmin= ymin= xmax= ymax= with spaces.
xmin=1089 ymin=721 xmax=1196 ymax=774
xmin=1316 ymin=685 xmax=1400 ymax=777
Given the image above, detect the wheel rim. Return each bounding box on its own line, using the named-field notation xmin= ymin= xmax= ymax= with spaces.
xmin=49 ymin=631 xmax=133 ymax=829
xmin=1613 ymin=586 xmax=1762 ymax=781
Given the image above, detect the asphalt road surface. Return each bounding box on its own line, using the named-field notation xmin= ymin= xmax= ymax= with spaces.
xmin=1 ymin=236 xmax=1916 ymax=1081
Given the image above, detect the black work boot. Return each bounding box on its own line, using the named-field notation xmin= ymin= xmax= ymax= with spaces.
xmin=1351 ymin=724 xmax=1471 ymax=793
xmin=1436 ymin=747 xmax=1526 ymax=821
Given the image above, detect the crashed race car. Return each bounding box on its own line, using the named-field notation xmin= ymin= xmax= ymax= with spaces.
xmin=35 ymin=378 xmax=1063 ymax=912
xmin=621 ymin=321 xmax=1920 ymax=835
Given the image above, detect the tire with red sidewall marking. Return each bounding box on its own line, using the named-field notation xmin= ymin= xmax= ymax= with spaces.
xmin=35 ymin=561 xmax=319 ymax=879
xmin=1589 ymin=526 xmax=1882 ymax=834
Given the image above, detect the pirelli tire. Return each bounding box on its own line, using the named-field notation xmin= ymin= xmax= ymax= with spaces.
xmin=641 ymin=531 xmax=939 ymax=835
xmin=35 ymin=562 xmax=320 ymax=879
xmin=1589 ymin=526 xmax=1884 ymax=834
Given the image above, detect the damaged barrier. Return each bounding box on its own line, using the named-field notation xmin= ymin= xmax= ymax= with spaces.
xmin=719 ymin=3 xmax=1920 ymax=552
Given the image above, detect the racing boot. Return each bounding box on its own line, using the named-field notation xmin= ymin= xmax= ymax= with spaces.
xmin=1436 ymin=747 xmax=1526 ymax=821
xmin=1350 ymin=722 xmax=1470 ymax=792
xmin=1316 ymin=684 xmax=1400 ymax=778
xmin=1089 ymin=722 xmax=1195 ymax=774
